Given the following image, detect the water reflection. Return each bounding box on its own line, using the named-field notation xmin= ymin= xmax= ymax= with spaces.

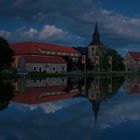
xmin=2 ymin=77 xmax=140 ymax=139
xmin=11 ymin=77 xmax=124 ymax=122
xmin=12 ymin=77 xmax=124 ymax=104
xmin=13 ymin=78 xmax=79 ymax=104
xmin=0 ymin=79 xmax=15 ymax=111
xmin=123 ymin=76 xmax=140 ymax=94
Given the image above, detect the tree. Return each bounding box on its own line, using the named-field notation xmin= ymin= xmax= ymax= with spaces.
xmin=0 ymin=80 xmax=15 ymax=111
xmin=0 ymin=37 xmax=14 ymax=72
xmin=100 ymin=48 xmax=124 ymax=71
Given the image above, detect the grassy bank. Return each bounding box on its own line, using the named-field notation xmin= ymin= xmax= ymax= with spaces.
xmin=1 ymin=71 xmax=140 ymax=79
xmin=29 ymin=71 xmax=140 ymax=78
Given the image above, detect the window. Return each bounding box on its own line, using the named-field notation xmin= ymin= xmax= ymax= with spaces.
xmin=62 ymin=66 xmax=64 ymax=71
xmin=33 ymin=66 xmax=37 ymax=71
xmin=92 ymin=47 xmax=94 ymax=56
xmin=39 ymin=67 xmax=42 ymax=72
xmin=39 ymin=79 xmax=42 ymax=83
xmin=53 ymin=67 xmax=56 ymax=71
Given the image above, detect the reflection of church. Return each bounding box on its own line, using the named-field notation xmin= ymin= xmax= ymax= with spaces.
xmin=86 ymin=77 xmax=113 ymax=124
xmin=12 ymin=76 xmax=116 ymax=125
xmin=76 ymin=77 xmax=114 ymax=124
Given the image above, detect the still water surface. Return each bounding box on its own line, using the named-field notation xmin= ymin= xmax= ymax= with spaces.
xmin=0 ymin=76 xmax=140 ymax=140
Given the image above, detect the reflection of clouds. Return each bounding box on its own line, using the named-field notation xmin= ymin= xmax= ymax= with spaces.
xmin=99 ymin=95 xmax=140 ymax=129
xmin=3 ymin=92 xmax=140 ymax=139
xmin=0 ymin=98 xmax=89 ymax=140
xmin=12 ymin=98 xmax=86 ymax=114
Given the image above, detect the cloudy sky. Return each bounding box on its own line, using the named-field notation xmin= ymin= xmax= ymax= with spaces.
xmin=0 ymin=0 xmax=140 ymax=55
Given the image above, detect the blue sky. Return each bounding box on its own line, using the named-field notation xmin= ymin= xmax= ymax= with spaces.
xmin=0 ymin=0 xmax=140 ymax=55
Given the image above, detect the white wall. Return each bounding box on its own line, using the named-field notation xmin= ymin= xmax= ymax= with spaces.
xmin=26 ymin=63 xmax=67 ymax=73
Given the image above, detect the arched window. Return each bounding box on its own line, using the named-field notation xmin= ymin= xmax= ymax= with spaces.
xmin=33 ymin=66 xmax=37 ymax=71
xmin=39 ymin=67 xmax=42 ymax=72
xmin=62 ymin=66 xmax=64 ymax=71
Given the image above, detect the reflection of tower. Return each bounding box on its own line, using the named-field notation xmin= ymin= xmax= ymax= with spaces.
xmin=108 ymin=77 xmax=112 ymax=93
xmin=91 ymin=100 xmax=100 ymax=126
xmin=88 ymin=77 xmax=101 ymax=126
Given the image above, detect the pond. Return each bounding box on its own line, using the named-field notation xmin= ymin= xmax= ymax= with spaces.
xmin=0 ymin=76 xmax=140 ymax=140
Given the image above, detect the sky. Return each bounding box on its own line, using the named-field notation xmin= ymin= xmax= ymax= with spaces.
xmin=0 ymin=0 xmax=140 ymax=55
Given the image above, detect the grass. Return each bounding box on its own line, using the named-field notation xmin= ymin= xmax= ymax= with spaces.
xmin=29 ymin=71 xmax=140 ymax=78
xmin=1 ymin=71 xmax=140 ymax=79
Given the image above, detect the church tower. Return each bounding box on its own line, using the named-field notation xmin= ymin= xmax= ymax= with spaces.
xmin=88 ymin=22 xmax=103 ymax=61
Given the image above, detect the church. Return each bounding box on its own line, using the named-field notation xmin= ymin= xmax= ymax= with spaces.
xmin=87 ymin=22 xmax=106 ymax=71
xmin=88 ymin=22 xmax=104 ymax=60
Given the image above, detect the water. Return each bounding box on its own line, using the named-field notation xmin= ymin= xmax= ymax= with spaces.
xmin=0 ymin=76 xmax=140 ymax=140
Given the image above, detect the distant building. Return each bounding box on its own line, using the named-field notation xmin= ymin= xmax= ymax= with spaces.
xmin=125 ymin=52 xmax=140 ymax=71
xmin=17 ymin=55 xmax=67 ymax=73
xmin=10 ymin=41 xmax=81 ymax=73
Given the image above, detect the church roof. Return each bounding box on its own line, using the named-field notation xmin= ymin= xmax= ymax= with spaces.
xmin=10 ymin=41 xmax=80 ymax=56
xmin=90 ymin=22 xmax=103 ymax=46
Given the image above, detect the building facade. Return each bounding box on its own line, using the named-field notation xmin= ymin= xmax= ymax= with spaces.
xmin=17 ymin=55 xmax=67 ymax=73
xmin=10 ymin=41 xmax=81 ymax=73
xmin=125 ymin=52 xmax=140 ymax=71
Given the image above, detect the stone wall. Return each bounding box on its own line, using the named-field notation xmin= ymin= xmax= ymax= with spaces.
xmin=26 ymin=63 xmax=67 ymax=73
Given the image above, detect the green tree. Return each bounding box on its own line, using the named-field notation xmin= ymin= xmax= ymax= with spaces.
xmin=0 ymin=37 xmax=14 ymax=72
xmin=100 ymin=48 xmax=124 ymax=71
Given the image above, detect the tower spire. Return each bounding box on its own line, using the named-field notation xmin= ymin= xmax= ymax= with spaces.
xmin=95 ymin=20 xmax=99 ymax=34
xmin=90 ymin=21 xmax=102 ymax=45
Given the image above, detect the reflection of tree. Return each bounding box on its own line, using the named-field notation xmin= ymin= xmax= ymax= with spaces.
xmin=0 ymin=80 xmax=15 ymax=111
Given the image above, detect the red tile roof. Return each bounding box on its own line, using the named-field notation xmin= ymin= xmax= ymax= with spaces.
xmin=22 ymin=55 xmax=67 ymax=64
xmin=129 ymin=52 xmax=140 ymax=61
xmin=10 ymin=41 xmax=80 ymax=55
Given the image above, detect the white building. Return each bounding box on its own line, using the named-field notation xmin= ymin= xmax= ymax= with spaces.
xmin=17 ymin=55 xmax=67 ymax=73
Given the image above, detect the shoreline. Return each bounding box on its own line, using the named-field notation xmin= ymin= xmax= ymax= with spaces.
xmin=1 ymin=71 xmax=140 ymax=79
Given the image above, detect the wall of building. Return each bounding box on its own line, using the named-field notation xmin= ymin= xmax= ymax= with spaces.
xmin=26 ymin=63 xmax=67 ymax=73
xmin=125 ymin=53 xmax=138 ymax=71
